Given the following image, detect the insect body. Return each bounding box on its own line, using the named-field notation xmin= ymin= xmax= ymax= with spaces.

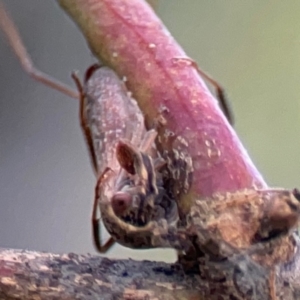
xmin=0 ymin=2 xmax=178 ymax=253
xmin=72 ymin=64 xmax=179 ymax=252
xmin=0 ymin=1 xmax=239 ymax=255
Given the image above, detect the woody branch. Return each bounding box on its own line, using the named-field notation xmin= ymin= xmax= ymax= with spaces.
xmin=0 ymin=248 xmax=202 ymax=300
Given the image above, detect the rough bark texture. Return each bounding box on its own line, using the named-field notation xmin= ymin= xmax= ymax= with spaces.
xmin=0 ymin=248 xmax=207 ymax=300
xmin=1 ymin=244 xmax=300 ymax=300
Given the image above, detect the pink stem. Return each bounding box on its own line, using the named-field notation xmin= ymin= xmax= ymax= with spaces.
xmin=59 ymin=0 xmax=267 ymax=202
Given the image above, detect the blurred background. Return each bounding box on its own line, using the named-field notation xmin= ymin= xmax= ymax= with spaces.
xmin=0 ymin=1 xmax=300 ymax=263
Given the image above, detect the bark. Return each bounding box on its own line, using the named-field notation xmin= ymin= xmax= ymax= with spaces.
xmin=1 ymin=245 xmax=300 ymax=300
xmin=0 ymin=248 xmax=206 ymax=300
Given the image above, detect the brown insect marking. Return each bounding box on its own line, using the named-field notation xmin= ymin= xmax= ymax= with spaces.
xmin=165 ymin=148 xmax=193 ymax=197
xmin=98 ymin=162 xmax=181 ymax=250
xmin=110 ymin=139 xmax=167 ymax=227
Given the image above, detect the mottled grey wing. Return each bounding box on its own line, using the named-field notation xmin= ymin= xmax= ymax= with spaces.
xmin=84 ymin=67 xmax=146 ymax=176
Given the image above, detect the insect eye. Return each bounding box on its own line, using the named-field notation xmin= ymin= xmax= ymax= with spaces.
xmin=111 ymin=192 xmax=132 ymax=216
xmin=116 ymin=142 xmax=136 ymax=175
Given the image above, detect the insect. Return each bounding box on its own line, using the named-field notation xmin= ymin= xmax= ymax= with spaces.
xmin=94 ymin=140 xmax=183 ymax=250
xmin=0 ymin=2 xmax=173 ymax=253
xmin=72 ymin=64 xmax=175 ymax=252
xmin=0 ymin=1 xmax=233 ymax=254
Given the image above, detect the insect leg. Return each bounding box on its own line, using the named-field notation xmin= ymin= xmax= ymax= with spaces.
xmin=92 ymin=168 xmax=116 ymax=253
xmin=73 ymin=72 xmax=117 ymax=253
xmin=0 ymin=2 xmax=78 ymax=99
xmin=172 ymin=57 xmax=234 ymax=125
xmin=0 ymin=2 xmax=116 ymax=253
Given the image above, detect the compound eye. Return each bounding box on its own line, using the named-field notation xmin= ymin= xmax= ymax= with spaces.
xmin=116 ymin=142 xmax=137 ymax=175
xmin=111 ymin=192 xmax=132 ymax=216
